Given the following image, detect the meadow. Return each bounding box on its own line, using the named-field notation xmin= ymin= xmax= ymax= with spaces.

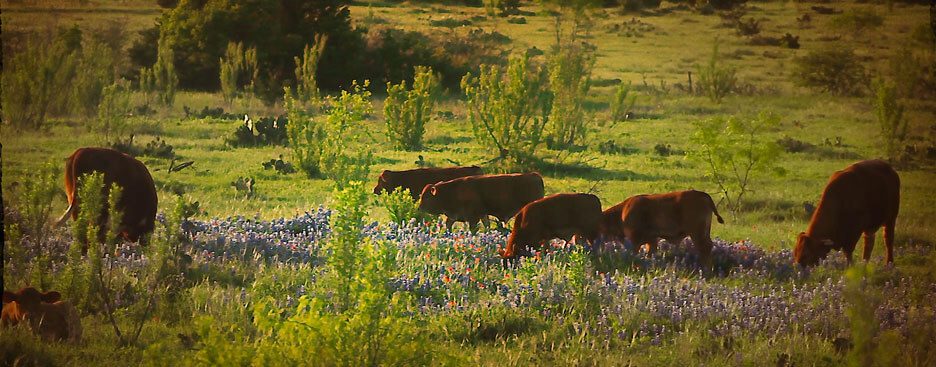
xmin=2 ymin=0 xmax=936 ymax=365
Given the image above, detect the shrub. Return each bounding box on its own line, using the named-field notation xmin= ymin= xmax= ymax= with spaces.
xmin=95 ymin=80 xmax=131 ymax=142
xmin=71 ymin=39 xmax=117 ymax=119
xmin=546 ymin=44 xmax=595 ymax=149
xmin=138 ymin=66 xmax=157 ymax=107
xmin=1 ymin=37 xmax=76 ymax=130
xmin=153 ymin=36 xmax=179 ymax=107
xmin=287 ymin=81 xmax=374 ymax=188
xmin=462 ymin=54 xmax=551 ymax=170
xmin=735 ymin=18 xmax=761 ymax=37
xmin=219 ymin=41 xmax=259 ymax=105
xmin=378 ymin=187 xmax=427 ymax=225
xmin=793 ymin=48 xmax=866 ymax=96
xmin=888 ymin=45 xmax=936 ymax=99
xmin=227 ymin=115 xmax=289 ymax=147
xmin=385 ymin=66 xmax=440 ymax=151
xmin=830 ymin=8 xmax=884 ymax=36
xmin=872 ymin=79 xmax=907 ymax=162
xmin=696 ymin=41 xmax=737 ymax=103
xmin=609 ymin=81 xmax=637 ymax=122
xmin=689 ymin=112 xmax=785 ymax=214
xmin=4 ymin=164 xmax=60 ymax=290
xmin=294 ymin=34 xmax=328 ymax=106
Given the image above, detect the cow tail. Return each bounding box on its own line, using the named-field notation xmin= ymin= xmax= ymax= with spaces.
xmin=706 ymin=193 xmax=725 ymax=224
xmin=56 ymin=152 xmax=79 ymax=226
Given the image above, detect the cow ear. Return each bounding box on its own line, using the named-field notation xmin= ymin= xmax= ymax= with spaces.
xmin=2 ymin=291 xmax=17 ymax=303
xmin=40 ymin=291 xmax=62 ymax=303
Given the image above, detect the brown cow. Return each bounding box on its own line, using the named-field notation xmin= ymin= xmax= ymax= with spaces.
xmin=603 ymin=190 xmax=725 ymax=267
xmin=794 ymin=160 xmax=900 ymax=267
xmin=56 ymin=147 xmax=158 ymax=243
xmin=373 ymin=166 xmax=483 ymax=200
xmin=418 ymin=172 xmax=545 ymax=232
xmin=2 ymin=287 xmax=82 ymax=342
xmin=499 ymin=193 xmax=602 ymax=259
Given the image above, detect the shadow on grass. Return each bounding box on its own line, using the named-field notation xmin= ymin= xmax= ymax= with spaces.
xmin=536 ymin=159 xmax=658 ymax=181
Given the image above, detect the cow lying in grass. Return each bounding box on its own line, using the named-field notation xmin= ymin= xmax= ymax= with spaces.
xmin=601 ymin=190 xmax=725 ymax=268
xmin=2 ymin=287 xmax=82 ymax=342
xmin=499 ymin=193 xmax=602 ymax=260
xmin=794 ymin=159 xmax=900 ymax=267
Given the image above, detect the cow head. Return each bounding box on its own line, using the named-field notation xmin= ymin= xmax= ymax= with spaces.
xmin=417 ymin=184 xmax=442 ymax=214
xmin=373 ymin=171 xmax=393 ymax=195
xmin=793 ymin=232 xmax=834 ymax=267
xmin=3 ymin=287 xmax=61 ymax=309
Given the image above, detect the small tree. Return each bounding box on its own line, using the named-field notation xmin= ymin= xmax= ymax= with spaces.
xmin=71 ymin=40 xmax=117 ymax=119
xmin=696 ymin=41 xmax=737 ymax=104
xmin=872 ymin=79 xmax=907 ymax=162
xmin=793 ymin=48 xmax=866 ymax=96
xmin=96 ymin=80 xmax=131 ymax=142
xmin=1 ymin=38 xmax=76 ymax=131
xmin=139 ymin=66 xmax=157 ymax=107
xmin=286 ymin=88 xmax=326 ymax=178
xmin=294 ymin=34 xmax=328 ymax=106
xmin=462 ymin=54 xmax=552 ymax=170
xmin=154 ymin=36 xmax=179 ymax=107
xmin=219 ymin=41 xmax=259 ymax=106
xmin=609 ymin=81 xmax=637 ymax=122
xmin=689 ymin=112 xmax=785 ymax=214
xmin=546 ymin=44 xmax=594 ymax=149
xmin=384 ymin=66 xmax=440 ymax=151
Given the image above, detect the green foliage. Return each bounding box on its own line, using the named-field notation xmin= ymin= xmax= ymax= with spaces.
xmin=295 ymin=34 xmax=328 ymax=106
xmin=154 ymin=36 xmax=179 ymax=107
xmin=844 ymin=264 xmax=881 ymax=367
xmin=4 ymin=164 xmax=59 ymax=290
xmin=1 ymin=37 xmax=76 ymax=131
xmin=793 ymin=48 xmax=866 ymax=96
xmin=689 ymin=112 xmax=785 ymax=214
xmin=696 ymin=41 xmax=737 ymax=104
xmin=546 ymin=44 xmax=594 ymax=149
xmin=377 ymin=187 xmax=428 ymax=225
xmin=287 ymin=81 xmax=374 ymax=188
xmin=888 ymin=45 xmax=936 ymax=100
xmin=95 ymin=80 xmax=131 ymax=142
xmin=219 ymin=41 xmax=259 ymax=105
xmin=384 ymin=66 xmax=440 ymax=151
xmin=609 ymin=81 xmax=637 ymax=122
xmin=461 ymin=54 xmax=552 ymax=170
xmin=872 ymin=79 xmax=907 ymax=162
xmin=71 ymin=40 xmax=117 ymax=119
xmin=831 ymin=7 xmax=884 ymax=36
xmin=138 ymin=66 xmax=157 ymax=106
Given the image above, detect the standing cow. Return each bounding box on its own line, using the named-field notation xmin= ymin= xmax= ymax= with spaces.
xmin=602 ymin=190 xmax=724 ymax=267
xmin=373 ymin=166 xmax=483 ymax=200
xmin=794 ymin=160 xmax=900 ymax=267
xmin=418 ymin=172 xmax=545 ymax=232
xmin=2 ymin=287 xmax=82 ymax=342
xmin=56 ymin=147 xmax=158 ymax=244
xmin=499 ymin=193 xmax=602 ymax=259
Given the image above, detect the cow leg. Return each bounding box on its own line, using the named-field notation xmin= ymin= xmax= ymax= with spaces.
xmin=690 ymin=233 xmax=714 ymax=271
xmin=883 ymin=220 xmax=895 ymax=265
xmin=862 ymin=231 xmax=875 ymax=263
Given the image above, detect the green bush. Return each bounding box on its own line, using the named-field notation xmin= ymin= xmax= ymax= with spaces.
xmin=384 ymin=66 xmax=440 ymax=151
xmin=153 ymin=36 xmax=179 ymax=107
xmin=1 ymin=37 xmax=76 ymax=130
xmin=219 ymin=41 xmax=259 ymax=105
xmin=793 ymin=48 xmax=866 ymax=96
xmin=287 ymin=81 xmax=375 ymax=188
xmin=462 ymin=54 xmax=552 ymax=170
xmin=696 ymin=41 xmax=737 ymax=104
xmin=689 ymin=112 xmax=785 ymax=214
xmin=830 ymin=8 xmax=884 ymax=36
xmin=95 ymin=80 xmax=131 ymax=142
xmin=609 ymin=81 xmax=637 ymax=122
xmin=4 ymin=164 xmax=59 ymax=290
xmin=546 ymin=44 xmax=595 ymax=149
xmin=872 ymin=79 xmax=907 ymax=162
xmin=71 ymin=39 xmax=117 ymax=119
xmin=295 ymin=34 xmax=328 ymax=106
xmin=378 ymin=187 xmax=429 ymax=225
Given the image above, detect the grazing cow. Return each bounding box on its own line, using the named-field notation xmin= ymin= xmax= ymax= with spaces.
xmin=373 ymin=166 xmax=483 ymax=200
xmin=499 ymin=193 xmax=602 ymax=259
xmin=418 ymin=172 xmax=545 ymax=231
xmin=604 ymin=190 xmax=725 ymax=267
xmin=2 ymin=287 xmax=82 ymax=342
xmin=56 ymin=147 xmax=158 ymax=244
xmin=794 ymin=160 xmax=900 ymax=267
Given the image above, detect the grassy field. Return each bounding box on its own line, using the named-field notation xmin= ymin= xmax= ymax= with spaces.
xmin=2 ymin=0 xmax=936 ymax=365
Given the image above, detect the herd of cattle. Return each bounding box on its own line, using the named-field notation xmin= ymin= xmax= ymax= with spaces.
xmin=2 ymin=147 xmax=901 ymax=341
